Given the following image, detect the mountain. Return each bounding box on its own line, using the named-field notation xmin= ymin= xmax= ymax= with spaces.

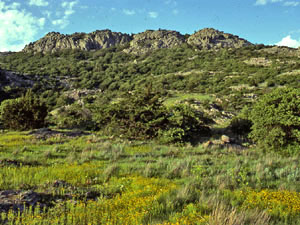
xmin=22 ymin=28 xmax=253 ymax=54
xmin=23 ymin=29 xmax=132 ymax=54
xmin=187 ymin=28 xmax=252 ymax=49
xmin=123 ymin=29 xmax=186 ymax=55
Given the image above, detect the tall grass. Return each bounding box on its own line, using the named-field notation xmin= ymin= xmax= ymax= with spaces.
xmin=1 ymin=131 xmax=300 ymax=224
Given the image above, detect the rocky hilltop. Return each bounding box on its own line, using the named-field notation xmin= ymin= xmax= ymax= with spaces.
xmin=23 ymin=28 xmax=253 ymax=54
xmin=187 ymin=28 xmax=252 ymax=49
xmin=23 ymin=29 xmax=132 ymax=53
xmin=123 ymin=29 xmax=186 ymax=55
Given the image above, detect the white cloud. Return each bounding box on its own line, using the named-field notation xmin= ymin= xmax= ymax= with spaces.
xmin=62 ymin=1 xmax=78 ymax=15
xmin=255 ymin=0 xmax=300 ymax=6
xmin=123 ymin=9 xmax=135 ymax=16
xmin=283 ymin=1 xmax=299 ymax=6
xmin=29 ymin=0 xmax=49 ymax=7
xmin=52 ymin=19 xmax=65 ymax=27
xmin=276 ymin=35 xmax=300 ymax=48
xmin=38 ymin=18 xmax=46 ymax=27
xmin=0 ymin=2 xmax=45 ymax=51
xmin=52 ymin=18 xmax=69 ymax=28
xmin=52 ymin=1 xmax=78 ymax=29
xmin=148 ymin=11 xmax=158 ymax=18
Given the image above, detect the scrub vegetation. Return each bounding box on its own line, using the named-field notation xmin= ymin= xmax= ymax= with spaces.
xmin=0 ymin=43 xmax=300 ymax=224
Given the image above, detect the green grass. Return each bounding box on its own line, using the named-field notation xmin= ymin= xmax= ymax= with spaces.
xmin=164 ymin=92 xmax=213 ymax=107
xmin=1 ymin=130 xmax=300 ymax=224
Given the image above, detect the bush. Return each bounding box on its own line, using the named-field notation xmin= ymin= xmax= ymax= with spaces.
xmin=249 ymin=88 xmax=300 ymax=151
xmin=93 ymin=86 xmax=211 ymax=143
xmin=0 ymin=90 xmax=48 ymax=130
xmin=94 ymin=86 xmax=169 ymax=139
xmin=159 ymin=104 xmax=211 ymax=144
xmin=51 ymin=104 xmax=94 ymax=129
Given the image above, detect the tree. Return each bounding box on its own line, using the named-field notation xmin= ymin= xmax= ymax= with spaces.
xmin=0 ymin=90 xmax=48 ymax=130
xmin=159 ymin=104 xmax=211 ymax=143
xmin=249 ymin=88 xmax=300 ymax=151
xmin=93 ymin=85 xmax=211 ymax=143
xmin=94 ymin=84 xmax=168 ymax=139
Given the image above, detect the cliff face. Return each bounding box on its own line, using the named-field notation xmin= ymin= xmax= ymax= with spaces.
xmin=123 ymin=29 xmax=186 ymax=55
xmin=23 ymin=30 xmax=133 ymax=53
xmin=22 ymin=28 xmax=253 ymax=54
xmin=187 ymin=28 xmax=252 ymax=49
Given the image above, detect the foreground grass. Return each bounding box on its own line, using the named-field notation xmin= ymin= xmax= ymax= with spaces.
xmin=0 ymin=131 xmax=300 ymax=224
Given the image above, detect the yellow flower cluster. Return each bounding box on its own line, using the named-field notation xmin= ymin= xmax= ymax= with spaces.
xmin=160 ymin=203 xmax=209 ymax=225
xmin=241 ymin=189 xmax=300 ymax=217
xmin=2 ymin=176 xmax=177 ymax=225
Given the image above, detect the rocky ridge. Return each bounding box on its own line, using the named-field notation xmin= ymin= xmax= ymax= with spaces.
xmin=123 ymin=29 xmax=186 ymax=55
xmin=23 ymin=28 xmax=253 ymax=54
xmin=23 ymin=29 xmax=132 ymax=53
xmin=187 ymin=28 xmax=252 ymax=49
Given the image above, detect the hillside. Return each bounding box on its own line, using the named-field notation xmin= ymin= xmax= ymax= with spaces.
xmin=1 ymin=34 xmax=300 ymax=113
xmin=1 ymin=27 xmax=300 ymax=149
xmin=2 ymin=28 xmax=300 ymax=224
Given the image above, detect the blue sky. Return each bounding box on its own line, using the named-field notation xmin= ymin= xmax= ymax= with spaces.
xmin=0 ymin=0 xmax=299 ymax=51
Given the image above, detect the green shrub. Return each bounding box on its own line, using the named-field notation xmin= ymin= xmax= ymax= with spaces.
xmin=52 ymin=104 xmax=94 ymax=129
xmin=93 ymin=86 xmax=211 ymax=143
xmin=159 ymin=104 xmax=211 ymax=144
xmin=0 ymin=90 xmax=48 ymax=130
xmin=94 ymin=85 xmax=169 ymax=139
xmin=249 ymin=88 xmax=300 ymax=151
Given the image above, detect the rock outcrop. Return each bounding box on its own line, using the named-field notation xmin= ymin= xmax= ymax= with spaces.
xmin=187 ymin=28 xmax=252 ymax=49
xmin=0 ymin=69 xmax=34 ymax=88
xmin=123 ymin=29 xmax=185 ymax=55
xmin=23 ymin=29 xmax=132 ymax=54
xmin=22 ymin=28 xmax=253 ymax=54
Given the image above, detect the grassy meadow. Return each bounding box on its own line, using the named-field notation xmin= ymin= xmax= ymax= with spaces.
xmin=0 ymin=130 xmax=300 ymax=224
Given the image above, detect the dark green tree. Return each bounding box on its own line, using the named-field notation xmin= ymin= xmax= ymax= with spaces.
xmin=93 ymin=85 xmax=211 ymax=143
xmin=0 ymin=90 xmax=48 ymax=130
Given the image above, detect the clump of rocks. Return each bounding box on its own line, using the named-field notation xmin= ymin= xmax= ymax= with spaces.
xmin=202 ymin=134 xmax=246 ymax=151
